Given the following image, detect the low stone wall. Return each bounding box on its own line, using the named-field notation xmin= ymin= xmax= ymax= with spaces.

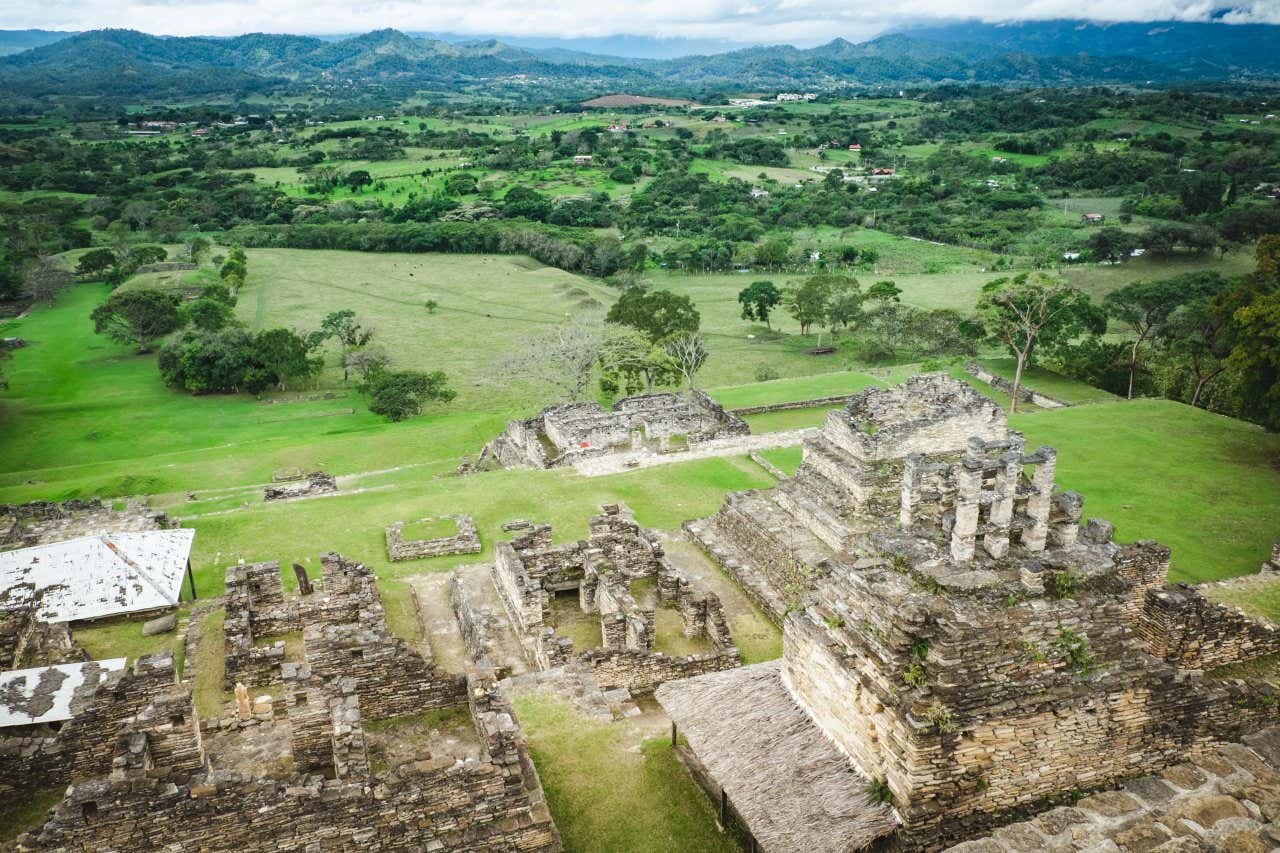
xmin=964 ymin=362 xmax=1070 ymax=409
xmin=385 ymin=514 xmax=481 ymax=561
xmin=730 ymin=394 xmax=854 ymax=416
xmin=263 ymin=471 xmax=336 ymax=501
xmin=581 ymin=646 xmax=740 ymax=693
xmin=1138 ymin=583 xmax=1280 ymax=670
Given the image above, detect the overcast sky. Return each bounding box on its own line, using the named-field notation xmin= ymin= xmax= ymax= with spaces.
xmin=4 ymin=0 xmax=1279 ymax=44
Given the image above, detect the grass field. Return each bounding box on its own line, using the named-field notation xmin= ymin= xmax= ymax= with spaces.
xmin=511 ymin=695 xmax=738 ymax=853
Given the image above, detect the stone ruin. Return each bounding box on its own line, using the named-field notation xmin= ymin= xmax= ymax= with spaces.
xmin=452 ymin=505 xmax=739 ymax=693
xmin=661 ymin=374 xmax=1280 ymax=850
xmin=471 ymin=390 xmax=748 ymax=471
xmin=14 ymin=552 xmax=561 ymax=852
xmin=262 ymin=470 xmax=337 ymax=501
xmin=0 ymin=498 xmax=174 ymax=551
xmin=385 ymin=514 xmax=482 ymax=561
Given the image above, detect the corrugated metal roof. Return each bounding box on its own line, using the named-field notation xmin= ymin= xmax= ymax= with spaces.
xmin=0 ymin=658 xmax=127 ymax=727
xmin=0 ymin=528 xmax=194 ymax=622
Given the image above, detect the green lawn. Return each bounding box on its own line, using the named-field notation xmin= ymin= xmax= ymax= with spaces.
xmin=511 ymin=695 xmax=738 ymax=853
xmin=742 ymin=406 xmax=833 ymax=432
xmin=711 ymin=370 xmax=884 ymax=409
xmin=977 ymin=358 xmax=1119 ymax=405
xmin=1012 ymin=399 xmax=1280 ymax=583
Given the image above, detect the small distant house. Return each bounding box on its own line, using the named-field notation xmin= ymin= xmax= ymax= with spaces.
xmin=849 ymin=143 xmax=862 ymax=151
xmin=1130 ymin=248 xmax=1146 ymax=257
xmin=991 ymin=156 xmax=1008 ymax=164
xmin=750 ymin=187 xmax=770 ymax=199
xmin=1081 ymin=213 xmax=1105 ymax=224
xmin=607 ymin=123 xmax=629 ymax=133
xmin=573 ymin=155 xmax=594 ymax=166
xmin=1062 ymin=251 xmax=1082 ymax=262
xmin=809 ymin=251 xmax=822 ymax=262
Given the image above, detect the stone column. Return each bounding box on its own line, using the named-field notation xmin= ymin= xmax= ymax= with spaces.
xmin=950 ymin=459 xmax=982 ymax=564
xmin=1023 ymin=448 xmax=1056 ymax=553
xmin=1050 ymin=491 xmax=1084 ymax=548
xmin=329 ymin=678 xmax=369 ymax=780
xmin=899 ymin=454 xmax=926 ymax=529
xmin=983 ymin=451 xmax=1022 ymax=559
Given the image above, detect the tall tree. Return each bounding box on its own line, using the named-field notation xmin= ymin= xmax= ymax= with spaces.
xmin=973 ymin=273 xmax=1103 ymax=413
xmin=786 ymin=275 xmax=832 ymax=337
xmin=308 ymin=310 xmax=375 ymax=382
xmin=605 ymin=288 xmax=700 ymax=343
xmin=599 ymin=324 xmax=676 ymax=396
xmin=253 ymin=328 xmax=318 ymax=392
xmin=368 ymin=370 xmax=456 ymax=421
xmin=502 ymin=314 xmax=611 ymax=401
xmin=1105 ymin=272 xmax=1227 ymax=399
xmin=738 ymin=280 xmax=782 ymax=329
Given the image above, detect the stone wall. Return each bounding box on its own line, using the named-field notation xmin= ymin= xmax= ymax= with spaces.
xmin=0 ymin=498 xmax=174 ymax=549
xmin=964 ymin=361 xmax=1070 ymax=409
xmin=581 ymin=646 xmax=740 ymax=693
xmin=0 ymin=653 xmax=178 ymax=801
xmin=262 ymin=471 xmax=337 ymax=501
xmin=729 ymin=394 xmax=854 ymax=416
xmin=385 ymin=514 xmax=481 ymax=561
xmin=1138 ymin=583 xmax=1280 ymax=670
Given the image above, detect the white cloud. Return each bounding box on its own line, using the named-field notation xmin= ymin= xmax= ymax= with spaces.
xmin=3 ymin=0 xmax=1278 ymax=43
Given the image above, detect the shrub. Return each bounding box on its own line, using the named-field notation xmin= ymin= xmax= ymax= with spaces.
xmin=368 ymin=370 xmax=457 ymax=421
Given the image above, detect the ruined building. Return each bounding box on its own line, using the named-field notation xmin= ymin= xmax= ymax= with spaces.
xmin=14 ymin=553 xmax=560 ymax=852
xmin=472 ymin=391 xmax=748 ymax=470
xmin=661 ymin=375 xmax=1280 ymax=850
xmin=452 ymin=505 xmax=739 ymax=693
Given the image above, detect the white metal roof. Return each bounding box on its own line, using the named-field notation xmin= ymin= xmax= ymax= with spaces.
xmin=0 ymin=529 xmax=194 ymax=622
xmin=0 ymin=658 xmax=127 ymax=727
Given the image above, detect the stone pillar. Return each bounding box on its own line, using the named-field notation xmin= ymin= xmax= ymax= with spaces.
xmin=234 ymin=682 xmax=251 ymax=719
xmin=1050 ymin=491 xmax=1084 ymax=548
xmin=1023 ymin=447 xmax=1056 ymax=553
xmin=950 ymin=459 xmax=982 ymax=564
xmin=329 ymin=678 xmax=369 ymax=780
xmin=899 ymin=454 xmax=925 ymax=529
xmin=983 ymin=451 xmax=1021 ymax=559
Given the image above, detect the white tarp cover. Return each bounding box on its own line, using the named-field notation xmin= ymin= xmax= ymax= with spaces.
xmin=0 ymin=658 xmax=127 ymax=727
xmin=0 ymin=529 xmax=194 ymax=622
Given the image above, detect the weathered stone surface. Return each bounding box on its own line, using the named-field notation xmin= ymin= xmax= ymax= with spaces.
xmin=142 ymin=613 xmax=176 ymax=636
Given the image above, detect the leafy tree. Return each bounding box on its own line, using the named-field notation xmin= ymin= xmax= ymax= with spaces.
xmin=22 ymin=257 xmax=72 ymax=304
xmin=91 ymin=289 xmax=182 ymax=353
xmin=307 ymin=310 xmax=375 ymax=381
xmin=605 ymin=287 xmax=700 ymax=343
xmin=1104 ymin=272 xmax=1227 ymax=399
xmin=973 ymin=273 xmax=1104 ymax=412
xmin=181 ymin=297 xmax=235 ymax=332
xmin=368 ymin=370 xmax=456 ymax=421
xmin=1086 ymin=228 xmax=1139 ymax=264
xmin=599 ymin=324 xmax=676 ymax=396
xmin=345 ymin=170 xmax=373 ymax=192
xmin=186 ymin=236 xmax=211 ymax=265
xmin=826 ymin=276 xmax=864 ymax=334
xmin=1223 ymin=236 xmax=1280 ymax=429
xmin=608 ymin=166 xmax=636 ymax=184
xmin=75 ymin=248 xmax=117 ymax=277
xmin=738 ymin=280 xmax=782 ymax=329
xmin=1162 ymin=297 xmax=1234 ymax=408
xmin=130 ymin=245 xmax=169 ymax=265
xmin=754 ymin=236 xmax=792 ymax=271
xmin=662 ymin=332 xmax=709 ymax=390
xmin=444 ymin=173 xmax=477 ymax=195
xmin=786 ymin=275 xmax=832 ymax=337
xmin=501 ymin=186 xmax=551 ymax=222
xmin=253 ymin=328 xmax=319 ymax=391
xmin=866 ymin=280 xmax=902 ymax=304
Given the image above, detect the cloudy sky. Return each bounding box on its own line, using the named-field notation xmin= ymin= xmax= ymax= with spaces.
xmin=4 ymin=0 xmax=1279 ymax=45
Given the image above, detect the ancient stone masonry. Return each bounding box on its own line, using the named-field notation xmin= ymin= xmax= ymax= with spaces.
xmin=0 ymin=653 xmax=178 ymax=801
xmin=479 ymin=505 xmax=739 ymax=693
xmin=1139 ymin=582 xmax=1280 ymax=670
xmin=947 ymin=726 xmax=1280 ymax=853
xmin=385 ymin=514 xmax=482 ymax=561
xmin=262 ymin=470 xmax=337 ymax=501
xmin=471 ymin=390 xmax=749 ymax=471
xmin=659 ymin=375 xmax=1280 ymax=852
xmin=18 ymin=551 xmax=561 ymax=852
xmin=0 ymin=498 xmax=175 ymax=550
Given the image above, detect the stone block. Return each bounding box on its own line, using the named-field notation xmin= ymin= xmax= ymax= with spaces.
xmin=142 ymin=613 xmax=177 ymax=636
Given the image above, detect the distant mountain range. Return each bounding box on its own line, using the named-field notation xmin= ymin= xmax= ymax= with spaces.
xmin=1 ymin=19 xmax=1277 ymax=101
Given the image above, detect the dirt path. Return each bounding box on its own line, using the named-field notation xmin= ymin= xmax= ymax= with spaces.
xmin=454 ymin=564 xmax=531 ymax=678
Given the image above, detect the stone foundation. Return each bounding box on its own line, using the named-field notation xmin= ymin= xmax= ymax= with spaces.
xmin=262 ymin=471 xmax=336 ymax=501
xmin=385 ymin=514 xmax=481 ymax=561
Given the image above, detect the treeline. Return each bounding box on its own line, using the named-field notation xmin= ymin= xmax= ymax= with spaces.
xmin=228 ymin=221 xmax=644 ymax=278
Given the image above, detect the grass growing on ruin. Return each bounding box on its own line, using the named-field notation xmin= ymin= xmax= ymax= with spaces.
xmin=511 ymin=695 xmax=738 ymax=853
xmin=192 ymin=608 xmax=227 ymax=719
xmin=742 ymin=406 xmax=833 ymax=433
xmin=378 ymin=578 xmax=424 ymax=647
xmin=1013 ymin=399 xmax=1280 ymax=583
xmin=709 ymin=369 xmax=884 ymax=409
xmin=756 ymin=446 xmax=803 ymax=476
xmin=73 ymin=605 xmax=189 ymax=665
xmin=0 ymin=788 xmax=64 ymax=845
